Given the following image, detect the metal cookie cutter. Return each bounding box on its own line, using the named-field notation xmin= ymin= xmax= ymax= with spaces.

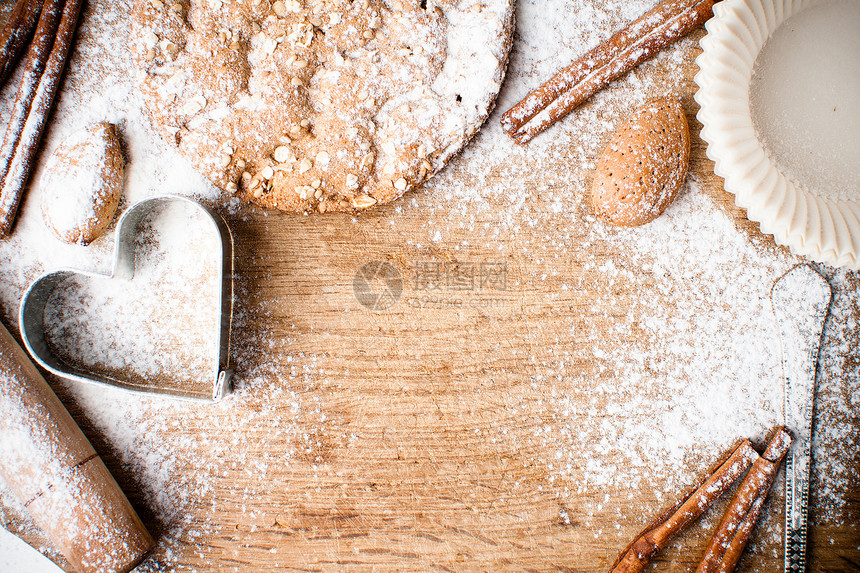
xmin=19 ymin=195 xmax=234 ymax=402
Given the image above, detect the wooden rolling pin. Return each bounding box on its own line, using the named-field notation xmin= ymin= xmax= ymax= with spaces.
xmin=0 ymin=321 xmax=154 ymax=573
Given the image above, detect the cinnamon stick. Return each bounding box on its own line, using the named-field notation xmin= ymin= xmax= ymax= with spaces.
xmin=715 ymin=494 xmax=766 ymax=573
xmin=0 ymin=0 xmax=84 ymax=237
xmin=501 ymin=0 xmax=716 ymax=145
xmin=609 ymin=440 xmax=758 ymax=573
xmin=696 ymin=427 xmax=793 ymax=573
xmin=0 ymin=0 xmax=42 ymax=86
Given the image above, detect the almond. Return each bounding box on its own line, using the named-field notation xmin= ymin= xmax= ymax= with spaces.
xmin=590 ymin=96 xmax=690 ymax=227
xmin=41 ymin=123 xmax=124 ymax=245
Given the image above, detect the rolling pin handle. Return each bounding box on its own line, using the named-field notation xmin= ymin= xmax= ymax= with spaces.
xmin=0 ymin=322 xmax=155 ymax=573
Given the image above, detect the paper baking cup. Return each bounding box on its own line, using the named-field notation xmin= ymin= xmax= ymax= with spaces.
xmin=694 ymin=0 xmax=860 ymax=269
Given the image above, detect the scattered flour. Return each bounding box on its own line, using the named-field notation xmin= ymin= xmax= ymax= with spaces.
xmin=0 ymin=0 xmax=856 ymax=571
xmin=43 ymin=201 xmax=220 ymax=392
xmin=418 ymin=0 xmax=858 ymax=534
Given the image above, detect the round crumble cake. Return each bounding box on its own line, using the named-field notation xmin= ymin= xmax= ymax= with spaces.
xmin=131 ymin=0 xmax=515 ymax=212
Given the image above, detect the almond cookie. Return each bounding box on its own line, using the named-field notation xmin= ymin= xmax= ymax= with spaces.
xmin=130 ymin=0 xmax=515 ymax=213
xmin=41 ymin=122 xmax=124 ymax=245
xmin=591 ymin=96 xmax=690 ymax=227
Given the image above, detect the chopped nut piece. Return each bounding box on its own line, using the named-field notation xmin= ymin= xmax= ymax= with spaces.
xmin=311 ymin=178 xmax=321 ymax=189
xmin=314 ymin=188 xmax=323 ymax=199
xmin=261 ymin=165 xmax=275 ymax=180
xmin=242 ymin=171 xmax=252 ymax=182
xmin=352 ymin=195 xmax=377 ymax=209
xmin=328 ymin=13 xmax=341 ymax=26
xmin=150 ymin=0 xmax=164 ymax=9
xmin=272 ymin=1 xmax=287 ymax=17
xmin=290 ymin=77 xmax=303 ymax=87
xmin=274 ymin=146 xmax=292 ymax=163
xmin=363 ymin=30 xmax=374 ymax=40
xmin=226 ymin=182 xmax=238 ymax=193
xmin=220 ymin=154 xmax=232 ymax=167
xmin=300 ymin=118 xmax=310 ymax=128
xmin=236 ymin=159 xmax=246 ymax=169
xmin=263 ymin=37 xmax=278 ymax=54
xmin=345 ymin=173 xmax=358 ymax=187
xmin=182 ymin=95 xmax=207 ymax=116
xmin=394 ymin=178 xmax=408 ymax=190
xmin=299 ymin=158 xmax=313 ymax=173
xmin=315 ymin=151 xmax=330 ymax=165
xmin=144 ymin=31 xmax=159 ymax=49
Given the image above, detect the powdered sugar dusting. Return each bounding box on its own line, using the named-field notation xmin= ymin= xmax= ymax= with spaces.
xmin=40 ymin=122 xmax=123 ymax=245
xmin=43 ymin=201 xmax=220 ymax=392
xmin=420 ymin=0 xmax=858 ymax=531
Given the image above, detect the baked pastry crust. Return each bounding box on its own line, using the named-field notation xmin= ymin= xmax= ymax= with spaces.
xmin=131 ymin=0 xmax=514 ymax=212
xmin=40 ymin=122 xmax=124 ymax=245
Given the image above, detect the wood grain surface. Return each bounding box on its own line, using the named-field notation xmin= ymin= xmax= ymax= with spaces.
xmin=1 ymin=1 xmax=858 ymax=572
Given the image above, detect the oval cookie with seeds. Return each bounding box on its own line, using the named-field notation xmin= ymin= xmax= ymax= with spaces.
xmin=41 ymin=123 xmax=124 ymax=245
xmin=131 ymin=0 xmax=515 ymax=213
xmin=591 ymin=96 xmax=690 ymax=227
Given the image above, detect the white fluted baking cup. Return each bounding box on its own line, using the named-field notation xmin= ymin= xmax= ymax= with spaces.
xmin=694 ymin=0 xmax=860 ymax=270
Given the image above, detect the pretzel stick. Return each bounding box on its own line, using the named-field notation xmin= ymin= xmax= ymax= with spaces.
xmin=609 ymin=440 xmax=758 ymax=573
xmin=0 ymin=0 xmax=83 ymax=237
xmin=501 ymin=0 xmax=716 ymax=145
xmin=696 ymin=427 xmax=793 ymax=573
xmin=0 ymin=0 xmax=43 ymax=86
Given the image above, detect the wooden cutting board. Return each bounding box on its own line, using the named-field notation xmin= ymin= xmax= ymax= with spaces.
xmin=1 ymin=1 xmax=858 ymax=572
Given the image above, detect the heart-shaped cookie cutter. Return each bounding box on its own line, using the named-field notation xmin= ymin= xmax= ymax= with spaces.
xmin=19 ymin=195 xmax=234 ymax=402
